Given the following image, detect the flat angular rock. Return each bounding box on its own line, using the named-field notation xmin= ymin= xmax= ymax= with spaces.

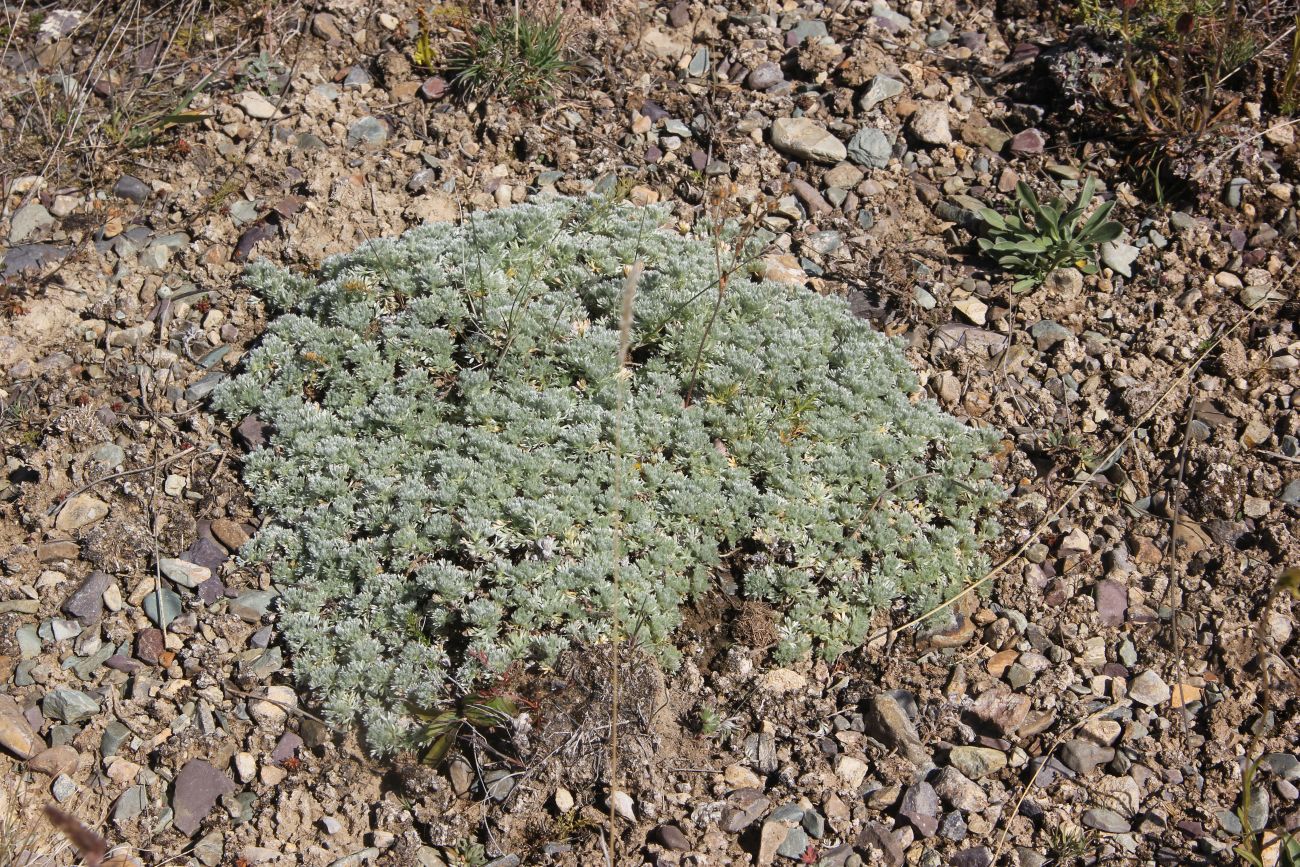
xmin=776 ymin=825 xmax=810 ymax=860
xmin=870 ymin=0 xmax=911 ymax=31
xmin=135 ymin=628 xmax=165 ymax=664
xmin=1082 ymin=807 xmax=1130 ymax=833
xmin=846 ymin=128 xmax=893 ymax=169
xmin=932 ymin=323 xmax=1008 ymax=355
xmin=721 ymin=790 xmax=769 ymax=833
xmin=113 ymin=785 xmax=148 ymax=825
xmin=1060 ymin=738 xmax=1115 ymax=775
xmin=770 ymin=117 xmax=847 ymax=164
xmin=899 ymin=782 xmax=939 ymax=837
xmin=235 ymin=415 xmax=269 ymax=451
xmin=42 ymin=688 xmax=100 ymax=724
xmin=968 ymin=686 xmax=1030 ymax=737
xmin=172 ymin=759 xmax=235 ymax=836
xmin=950 ymin=847 xmax=992 ymax=867
xmin=182 ymin=531 xmax=229 ymax=574
xmin=62 ymin=571 xmax=113 ymax=623
xmin=909 ymin=103 xmax=952 ymax=146
xmin=932 ymin=767 xmax=988 ymax=812
xmin=863 ymin=693 xmax=929 ymax=764
xmin=1030 ymin=319 xmax=1073 ymax=351
xmin=238 ymin=92 xmax=276 ymax=119
xmin=159 ymin=558 xmax=211 ymax=589
xmin=860 ymin=74 xmax=905 ymax=112
xmin=55 ymin=494 xmax=110 ymax=531
xmin=1128 ymin=670 xmax=1171 ymax=706
xmin=10 ymin=203 xmax=55 ymax=244
xmin=1008 ymin=128 xmax=1045 ymax=155
xmin=857 ymin=822 xmax=904 ymax=866
xmin=1095 ymin=579 xmax=1128 ymax=626
xmin=230 ymin=590 xmax=276 ymax=623
xmin=1101 ymin=240 xmax=1139 ymax=277
xmin=143 ymin=586 xmax=182 ymax=628
xmin=347 ymin=116 xmax=388 ymax=147
xmin=948 ymin=745 xmax=1007 ymax=779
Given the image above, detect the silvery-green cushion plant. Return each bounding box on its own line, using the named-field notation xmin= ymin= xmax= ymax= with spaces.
xmin=213 ymin=195 xmax=1002 ymax=754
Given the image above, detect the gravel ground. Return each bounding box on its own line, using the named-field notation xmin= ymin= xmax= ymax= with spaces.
xmin=1 ymin=0 xmax=1298 ymax=865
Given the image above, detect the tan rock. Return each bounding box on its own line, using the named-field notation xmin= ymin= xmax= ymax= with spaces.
xmin=27 ymin=745 xmax=79 ymax=777
xmin=54 ymin=494 xmax=110 ymax=532
xmin=0 ymin=693 xmax=39 ymax=759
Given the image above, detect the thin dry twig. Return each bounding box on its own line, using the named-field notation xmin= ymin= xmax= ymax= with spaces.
xmin=45 ymin=446 xmax=199 ymax=517
xmin=990 ymin=702 xmax=1124 ymax=862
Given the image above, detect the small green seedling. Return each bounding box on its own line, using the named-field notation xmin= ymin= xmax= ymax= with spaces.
xmin=978 ymin=177 xmax=1124 ymax=292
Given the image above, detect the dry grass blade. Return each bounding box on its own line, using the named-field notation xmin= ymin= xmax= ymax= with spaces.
xmin=41 ymin=806 xmax=107 ymax=867
xmin=0 ymin=778 xmax=72 ymax=867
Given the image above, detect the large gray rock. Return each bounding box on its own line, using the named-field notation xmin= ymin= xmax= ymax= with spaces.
xmin=770 ymin=117 xmax=847 ymax=163
xmin=846 ymin=128 xmax=893 ymax=169
xmin=863 ymin=693 xmax=929 ymax=764
xmin=9 ymin=203 xmax=55 ymax=244
xmin=112 ymin=175 xmax=151 ymax=203
xmin=172 ymin=759 xmax=235 ymax=836
xmin=899 ymin=781 xmax=939 ymax=837
xmin=42 ymin=688 xmax=100 ymax=724
xmin=54 ymin=494 xmax=109 ymax=532
xmin=347 ymin=116 xmax=388 ymax=147
xmin=62 ymin=571 xmax=113 ymax=623
xmin=908 ymin=103 xmax=952 ymax=146
xmin=931 ymin=767 xmax=988 ymax=812
xmin=113 ymin=785 xmax=148 ymax=825
xmin=860 ymin=74 xmax=905 ymax=112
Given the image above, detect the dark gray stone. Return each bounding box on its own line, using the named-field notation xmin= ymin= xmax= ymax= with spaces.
xmin=143 ymin=586 xmax=182 ymax=629
xmin=347 ymin=116 xmax=388 ymax=147
xmin=42 ymin=688 xmax=100 ymax=724
xmin=230 ymin=590 xmax=276 ymax=622
xmin=62 ymin=571 xmax=113 ymax=623
xmin=235 ymin=415 xmax=269 ymax=451
xmin=950 ymin=846 xmax=992 ymax=867
xmin=101 ymin=721 xmax=130 ymax=757
xmin=847 ymin=128 xmax=893 ymax=169
xmin=653 ymin=824 xmax=690 ymax=851
xmin=746 ymin=62 xmax=783 ymax=90
xmin=113 ymin=785 xmax=148 ymax=824
xmin=1082 ymin=807 xmax=1130 ymax=833
xmin=172 ymin=759 xmax=235 ymax=836
xmin=899 ymin=781 xmax=939 ymax=837
xmin=1060 ymin=739 xmax=1115 ymax=775
xmin=113 ymin=175 xmax=151 ymax=203
xmin=2 ymin=243 xmax=70 ymax=278
xmin=856 ymin=822 xmax=904 ymax=866
xmin=721 ymin=791 xmax=769 ymax=833
xmin=1029 ymin=320 xmax=1073 ymax=351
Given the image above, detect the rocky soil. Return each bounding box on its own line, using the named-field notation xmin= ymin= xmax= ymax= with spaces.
xmin=1 ymin=0 xmax=1298 ymax=865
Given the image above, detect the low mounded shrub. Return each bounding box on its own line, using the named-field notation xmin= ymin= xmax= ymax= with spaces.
xmin=213 ymin=196 xmax=1002 ymax=754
